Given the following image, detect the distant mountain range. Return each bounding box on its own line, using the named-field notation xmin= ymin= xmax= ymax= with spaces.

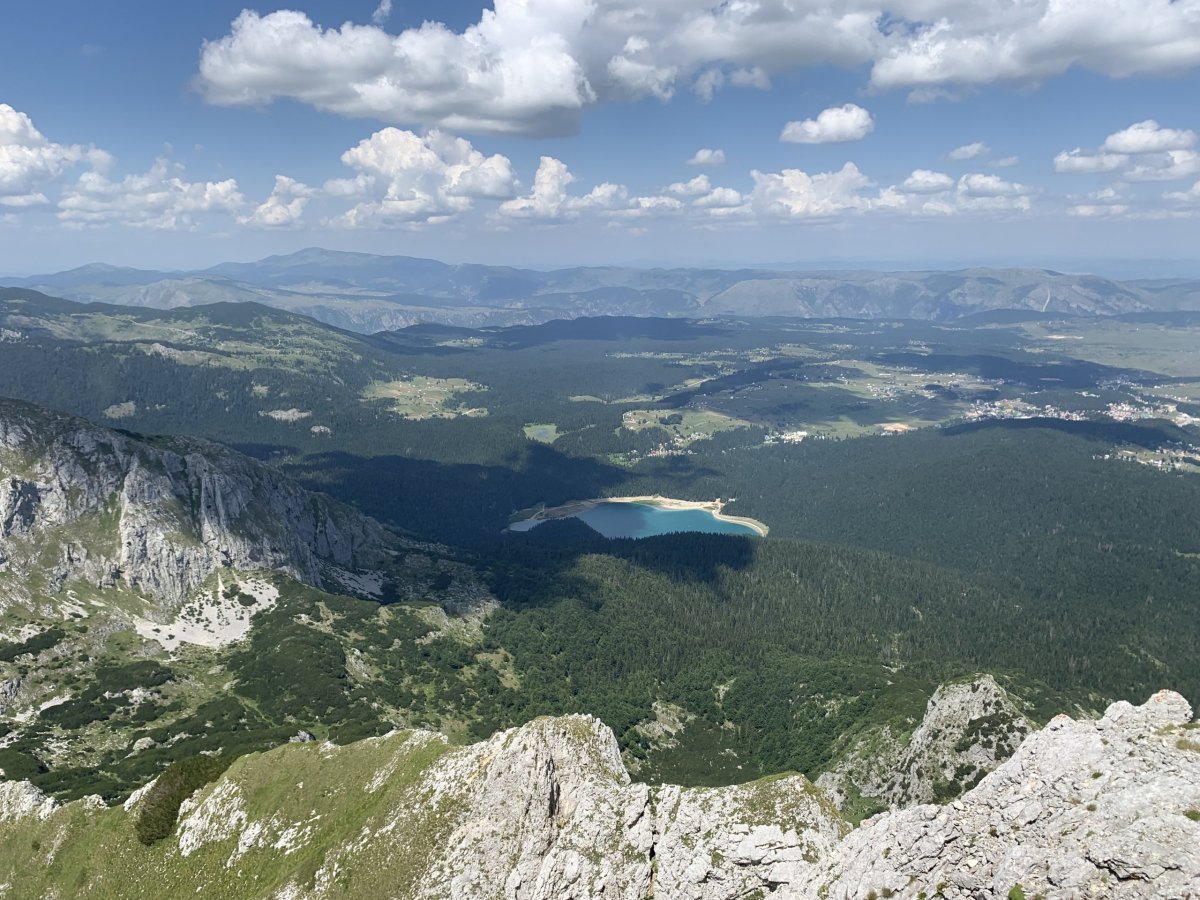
xmin=5 ymin=248 xmax=1200 ymax=333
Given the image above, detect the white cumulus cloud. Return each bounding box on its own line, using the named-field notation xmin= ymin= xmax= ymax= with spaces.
xmin=958 ymin=173 xmax=1028 ymax=197
xmin=1055 ymin=120 xmax=1200 ymax=182
xmin=240 ymin=175 xmax=313 ymax=227
xmin=750 ymin=162 xmax=878 ymax=217
xmin=899 ymin=169 xmax=955 ymax=194
xmin=693 ymin=187 xmax=743 ymax=209
xmin=780 ymin=104 xmax=874 ymax=144
xmin=879 ymin=167 xmax=1033 ymax=215
xmin=692 ymin=69 xmax=725 ymax=102
xmin=1124 ymin=150 xmax=1200 ymax=182
xmin=58 ymin=159 xmax=243 ymax=229
xmin=329 ymin=128 xmax=516 ymax=227
xmin=1069 ymin=203 xmax=1130 ymax=217
xmin=729 ymin=67 xmax=771 ymax=90
xmin=690 ymin=66 xmax=770 ymax=101
xmin=196 ymin=8 xmax=595 ymax=136
xmin=195 ymin=3 xmax=1200 ymax=135
xmin=687 ymin=148 xmax=725 ymax=167
xmin=1053 ymin=148 xmax=1129 ymax=174
xmin=947 ymin=142 xmax=989 ymax=161
xmin=608 ymin=194 xmax=685 ymax=218
xmin=1165 ymin=180 xmax=1200 ymax=203
xmin=958 ymin=187 xmax=1031 ymax=213
xmin=869 ymin=0 xmax=1200 ymax=91
xmin=0 ymin=192 xmax=49 ymax=208
xmin=371 ymin=0 xmax=393 ymax=26
xmin=665 ymin=174 xmax=712 ymax=197
xmin=608 ymin=36 xmax=678 ymax=100
xmin=498 ymin=156 xmax=591 ymax=221
xmin=0 ymin=104 xmax=109 ymax=206
xmin=498 ymin=156 xmax=679 ymax=222
xmin=1103 ymin=120 xmax=1196 ymax=154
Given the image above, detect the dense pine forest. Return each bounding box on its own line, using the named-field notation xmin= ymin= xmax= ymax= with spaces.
xmin=1 ymin=293 xmax=1198 ymax=799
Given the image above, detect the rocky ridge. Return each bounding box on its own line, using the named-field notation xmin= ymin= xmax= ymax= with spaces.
xmin=0 ymin=691 xmax=1194 ymax=899
xmin=806 ymin=690 xmax=1200 ymax=899
xmin=819 ymin=676 xmax=1033 ymax=812
xmin=0 ymin=396 xmax=426 ymax=610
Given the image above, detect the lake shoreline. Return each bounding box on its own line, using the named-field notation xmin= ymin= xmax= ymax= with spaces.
xmin=508 ymin=495 xmax=769 ymax=537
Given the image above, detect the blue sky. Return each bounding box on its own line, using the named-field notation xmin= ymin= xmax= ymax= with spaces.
xmin=2 ymin=1 xmax=1199 ymax=274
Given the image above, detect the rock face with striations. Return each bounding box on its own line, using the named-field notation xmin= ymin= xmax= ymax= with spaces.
xmin=0 ymin=397 xmax=395 ymax=608
xmin=0 ymin=692 xmax=1196 ymax=899
xmin=819 ymin=675 xmax=1033 ymax=811
xmin=804 ymin=690 xmax=1199 ymax=899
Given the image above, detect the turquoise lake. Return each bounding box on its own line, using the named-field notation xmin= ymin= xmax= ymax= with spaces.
xmin=510 ymin=501 xmax=760 ymax=539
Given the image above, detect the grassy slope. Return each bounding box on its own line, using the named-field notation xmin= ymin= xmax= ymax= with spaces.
xmin=0 ymin=731 xmax=456 ymax=899
xmin=0 ymin=716 xmax=845 ymax=900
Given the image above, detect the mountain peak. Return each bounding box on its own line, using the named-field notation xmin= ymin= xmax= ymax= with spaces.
xmin=0 ymin=691 xmax=1194 ymax=898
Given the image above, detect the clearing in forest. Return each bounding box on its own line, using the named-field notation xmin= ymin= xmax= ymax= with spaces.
xmin=523 ymin=423 xmax=560 ymax=443
xmin=621 ymin=408 xmax=752 ymax=445
xmin=363 ymin=376 xmax=488 ymax=419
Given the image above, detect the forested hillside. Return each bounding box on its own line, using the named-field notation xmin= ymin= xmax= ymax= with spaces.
xmin=1 ymin=294 xmax=1197 ymax=807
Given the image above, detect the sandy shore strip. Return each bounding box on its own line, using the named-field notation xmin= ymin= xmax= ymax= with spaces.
xmin=508 ymin=494 xmax=769 ymax=537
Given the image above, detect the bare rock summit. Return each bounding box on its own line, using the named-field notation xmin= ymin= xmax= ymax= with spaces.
xmin=0 ymin=691 xmax=1196 ymax=898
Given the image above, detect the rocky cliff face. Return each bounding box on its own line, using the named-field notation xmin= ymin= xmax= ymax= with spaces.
xmin=819 ymin=676 xmax=1033 ymax=812
xmin=0 ymin=692 xmax=1195 ymax=899
xmin=806 ymin=690 xmax=1199 ymax=900
xmin=0 ymin=397 xmax=398 ymax=609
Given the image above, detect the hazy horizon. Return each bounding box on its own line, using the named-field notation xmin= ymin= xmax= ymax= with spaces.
xmin=5 ymin=245 xmax=1200 ymax=283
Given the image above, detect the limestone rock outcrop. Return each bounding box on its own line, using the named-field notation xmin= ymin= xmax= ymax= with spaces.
xmin=0 ymin=693 xmax=1196 ymax=899
xmin=0 ymin=397 xmax=399 ymax=608
xmin=0 ymin=780 xmax=56 ymax=823
xmin=804 ymin=690 xmax=1199 ymax=899
xmin=820 ymin=675 xmax=1033 ymax=811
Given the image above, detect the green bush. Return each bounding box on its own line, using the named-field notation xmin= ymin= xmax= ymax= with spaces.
xmin=0 ymin=747 xmax=46 ymax=780
xmin=931 ymin=778 xmax=962 ymax=804
xmin=0 ymin=627 xmax=65 ymax=662
xmin=134 ymin=754 xmax=235 ymax=845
